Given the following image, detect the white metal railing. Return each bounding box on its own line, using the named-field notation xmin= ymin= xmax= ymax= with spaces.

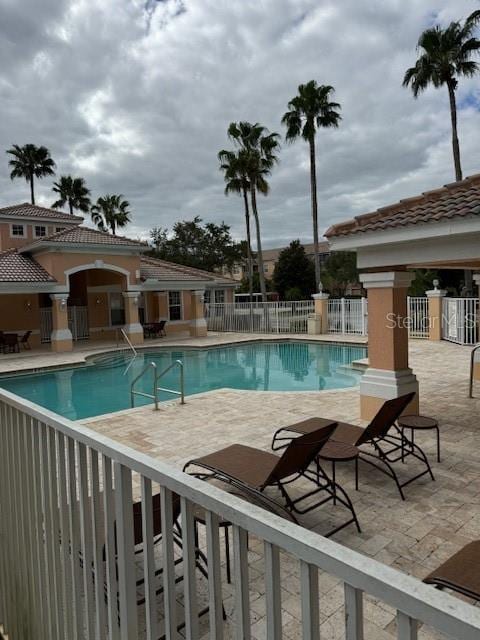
xmin=327 ymin=298 xmax=368 ymax=335
xmin=39 ymin=308 xmax=52 ymax=343
xmin=206 ymin=301 xmax=314 ymax=334
xmin=131 ymin=360 xmax=185 ymax=410
xmin=68 ymin=306 xmax=89 ymax=341
xmin=1 ymin=389 xmax=480 ymax=639
xmin=442 ymin=298 xmax=479 ymax=345
xmin=407 ymin=297 xmax=429 ymax=339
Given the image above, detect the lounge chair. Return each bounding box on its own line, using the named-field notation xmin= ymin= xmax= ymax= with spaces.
xmin=423 ymin=540 xmax=480 ymax=601
xmin=183 ymin=424 xmax=361 ymax=538
xmin=271 ymin=392 xmax=433 ymax=500
xmin=20 ymin=330 xmax=32 ymax=350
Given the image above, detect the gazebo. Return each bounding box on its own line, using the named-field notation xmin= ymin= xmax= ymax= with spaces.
xmin=324 ymin=173 xmax=480 ymax=419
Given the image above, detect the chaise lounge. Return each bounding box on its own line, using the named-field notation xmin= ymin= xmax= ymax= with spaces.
xmin=183 ymin=423 xmax=361 ymax=538
xmin=271 ymin=392 xmax=434 ymax=500
xmin=423 ymin=540 xmax=480 ymax=601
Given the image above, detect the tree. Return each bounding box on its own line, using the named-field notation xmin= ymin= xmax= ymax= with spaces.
xmin=282 ymin=81 xmax=341 ymax=291
xmin=6 ymin=144 xmax=55 ymax=205
xmin=321 ymin=251 xmax=359 ymax=297
xmin=403 ymin=11 xmax=480 ymax=182
xmin=148 ymin=216 xmax=242 ymax=273
xmin=226 ymin=122 xmax=280 ymax=302
xmin=52 ymin=175 xmax=91 ymax=215
xmin=273 ymin=240 xmax=316 ymax=300
xmin=91 ymin=194 xmax=131 ymax=235
xmin=218 ymin=148 xmax=254 ymax=301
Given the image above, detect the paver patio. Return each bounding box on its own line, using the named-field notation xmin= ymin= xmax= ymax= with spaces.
xmin=75 ymin=337 xmax=479 ymax=639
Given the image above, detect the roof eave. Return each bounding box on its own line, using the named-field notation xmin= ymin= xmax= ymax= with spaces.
xmin=20 ymin=241 xmax=149 ymax=255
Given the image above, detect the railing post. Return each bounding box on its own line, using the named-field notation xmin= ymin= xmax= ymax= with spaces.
xmin=341 ymin=298 xmax=346 ymax=335
xmin=397 ymin=611 xmax=418 ymax=640
xmin=345 ymin=584 xmax=364 ymax=639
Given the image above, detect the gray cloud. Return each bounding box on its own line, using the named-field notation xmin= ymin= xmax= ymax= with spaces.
xmin=1 ymin=0 xmax=480 ymax=248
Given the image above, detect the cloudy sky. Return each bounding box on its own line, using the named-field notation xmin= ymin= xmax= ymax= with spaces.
xmin=2 ymin=0 xmax=480 ymax=248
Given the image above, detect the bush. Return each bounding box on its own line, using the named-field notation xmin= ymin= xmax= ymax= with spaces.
xmin=285 ymin=286 xmax=303 ymax=301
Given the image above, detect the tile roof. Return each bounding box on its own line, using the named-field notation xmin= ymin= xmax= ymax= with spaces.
xmin=0 ymin=249 xmax=56 ymax=282
xmin=325 ymin=173 xmax=480 ymax=238
xmin=24 ymin=226 xmax=148 ymax=249
xmin=140 ymin=256 xmax=237 ymax=284
xmin=0 ymin=202 xmax=83 ymax=222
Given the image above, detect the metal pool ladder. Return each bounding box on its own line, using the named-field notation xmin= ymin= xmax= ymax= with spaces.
xmin=469 ymin=343 xmax=480 ymax=398
xmin=131 ymin=360 xmax=185 ymax=410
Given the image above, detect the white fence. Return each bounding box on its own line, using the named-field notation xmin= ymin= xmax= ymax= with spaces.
xmin=442 ymin=297 xmax=478 ymax=345
xmin=39 ymin=306 xmax=90 ymax=342
xmin=206 ymin=301 xmax=314 ymax=334
xmin=328 ymin=298 xmax=367 ymax=336
xmin=407 ymin=297 xmax=429 ymax=339
xmin=1 ymin=389 xmax=480 ymax=639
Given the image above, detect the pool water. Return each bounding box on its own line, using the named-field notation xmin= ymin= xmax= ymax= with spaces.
xmin=0 ymin=341 xmax=366 ymax=420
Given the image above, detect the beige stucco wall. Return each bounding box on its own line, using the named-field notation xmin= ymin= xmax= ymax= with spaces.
xmin=33 ymin=251 xmax=141 ymax=288
xmin=0 ymin=294 xmax=42 ymax=346
xmin=0 ymin=222 xmax=74 ymax=251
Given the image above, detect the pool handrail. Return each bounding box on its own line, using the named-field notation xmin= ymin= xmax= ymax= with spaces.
xmin=131 ymin=359 xmax=185 ymax=410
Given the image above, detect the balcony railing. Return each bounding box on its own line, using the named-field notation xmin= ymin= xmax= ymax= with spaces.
xmin=1 ymin=387 xmax=480 ymax=639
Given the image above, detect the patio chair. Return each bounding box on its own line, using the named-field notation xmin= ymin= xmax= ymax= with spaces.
xmin=2 ymin=333 xmax=19 ymax=354
xmin=183 ymin=424 xmax=361 ymax=538
xmin=20 ymin=330 xmax=32 ymax=350
xmin=423 ymin=540 xmax=480 ymax=601
xmin=271 ymin=392 xmax=433 ymax=500
xmin=155 ymin=320 xmax=167 ymax=337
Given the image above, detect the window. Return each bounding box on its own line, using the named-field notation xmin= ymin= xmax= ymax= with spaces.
xmin=203 ymin=290 xmax=211 ymax=304
xmin=55 ymin=227 xmax=65 ymax=233
xmin=264 ymin=264 xmax=269 ymax=273
xmin=11 ymin=224 xmax=24 ymax=237
xmin=34 ymin=225 xmax=47 ymax=237
xmin=214 ymin=289 xmax=225 ymax=304
xmin=109 ymin=292 xmax=125 ymax=326
xmin=168 ymin=291 xmax=182 ymax=321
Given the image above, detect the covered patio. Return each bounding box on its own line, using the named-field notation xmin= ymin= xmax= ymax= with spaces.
xmin=325 ymin=173 xmax=480 ymax=418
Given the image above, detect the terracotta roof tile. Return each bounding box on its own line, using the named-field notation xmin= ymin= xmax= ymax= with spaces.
xmin=325 ymin=173 xmax=480 ymax=238
xmin=0 ymin=249 xmax=56 ymax=282
xmin=140 ymin=256 xmax=237 ymax=284
xmin=24 ymin=226 xmax=148 ymax=249
xmin=0 ymin=202 xmax=83 ymax=222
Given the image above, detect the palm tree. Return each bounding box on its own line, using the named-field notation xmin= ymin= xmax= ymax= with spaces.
xmin=91 ymin=195 xmax=131 ymax=235
xmin=52 ymin=175 xmax=91 ymax=216
xmin=6 ymin=144 xmax=56 ymax=205
xmin=227 ymin=122 xmax=280 ymax=301
xmin=403 ymin=11 xmax=480 ymax=182
xmin=282 ymin=81 xmax=341 ymax=291
xmin=218 ymin=148 xmax=254 ymax=300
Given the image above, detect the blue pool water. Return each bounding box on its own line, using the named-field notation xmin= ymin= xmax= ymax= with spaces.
xmin=0 ymin=341 xmax=366 ymax=420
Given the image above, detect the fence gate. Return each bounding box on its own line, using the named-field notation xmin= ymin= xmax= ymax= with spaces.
xmin=39 ymin=307 xmax=52 ymax=343
xmin=407 ymin=297 xmax=429 ymax=339
xmin=206 ymin=301 xmax=314 ymax=333
xmin=327 ymin=298 xmax=368 ymax=335
xmin=442 ymin=298 xmax=478 ymax=345
xmin=39 ymin=306 xmax=89 ymax=342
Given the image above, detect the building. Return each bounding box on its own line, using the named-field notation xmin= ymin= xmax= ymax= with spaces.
xmin=224 ymin=240 xmax=331 ymax=281
xmin=0 ymin=203 xmax=237 ymax=351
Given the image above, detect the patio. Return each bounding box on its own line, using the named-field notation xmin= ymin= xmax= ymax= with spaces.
xmin=79 ymin=337 xmax=480 ymax=639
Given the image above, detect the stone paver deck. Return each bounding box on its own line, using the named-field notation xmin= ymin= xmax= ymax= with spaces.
xmin=80 ymin=338 xmax=480 ymax=639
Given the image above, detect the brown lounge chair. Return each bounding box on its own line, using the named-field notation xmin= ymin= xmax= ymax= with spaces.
xmin=271 ymin=392 xmax=434 ymax=501
xmin=183 ymin=424 xmax=361 ymax=538
xmin=423 ymin=540 xmax=480 ymax=601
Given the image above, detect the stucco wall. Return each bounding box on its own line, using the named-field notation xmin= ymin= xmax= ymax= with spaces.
xmin=0 ymin=294 xmax=42 ymax=346
xmin=0 ymin=222 xmax=77 ymax=251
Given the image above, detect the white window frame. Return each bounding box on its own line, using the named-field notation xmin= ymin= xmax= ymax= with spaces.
xmin=34 ymin=225 xmax=47 ymax=238
xmin=10 ymin=223 xmax=25 ymax=238
xmin=204 ymin=290 xmax=211 ymax=304
xmin=168 ymin=291 xmax=183 ymax=321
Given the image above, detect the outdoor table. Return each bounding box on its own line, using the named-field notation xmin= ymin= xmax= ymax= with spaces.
xmin=397 ymin=414 xmax=440 ymax=463
xmin=318 ymin=441 xmax=359 ymax=504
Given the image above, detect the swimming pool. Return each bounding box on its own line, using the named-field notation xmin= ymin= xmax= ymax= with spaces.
xmin=0 ymin=341 xmax=366 ymax=420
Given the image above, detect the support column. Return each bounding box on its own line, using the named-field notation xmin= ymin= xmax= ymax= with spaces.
xmin=50 ymin=294 xmax=73 ymax=352
xmin=308 ymin=292 xmax=329 ymax=335
xmin=189 ymin=290 xmax=207 ymax=337
xmin=473 ymin=274 xmax=480 ymax=381
xmin=359 ymin=272 xmax=419 ymax=420
xmin=122 ymin=292 xmax=144 ymax=345
xmin=426 ymin=284 xmax=446 ymax=341
xmin=155 ymin=291 xmax=168 ymax=322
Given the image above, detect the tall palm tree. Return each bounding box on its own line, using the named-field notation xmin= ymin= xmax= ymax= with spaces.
xmin=91 ymin=194 xmax=131 ymax=235
xmin=282 ymin=81 xmax=341 ymax=291
xmin=227 ymin=122 xmax=280 ymax=302
xmin=6 ymin=144 xmax=56 ymax=205
xmin=52 ymin=175 xmax=91 ymax=216
xmin=403 ymin=11 xmax=480 ymax=182
xmin=218 ymin=148 xmax=254 ymax=300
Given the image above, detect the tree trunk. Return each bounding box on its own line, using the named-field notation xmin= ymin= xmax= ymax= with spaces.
xmin=30 ymin=176 xmax=35 ymax=205
xmin=447 ymin=80 xmax=462 ymax=182
xmin=242 ymin=187 xmax=254 ymax=302
xmin=69 ymin=200 xmax=73 ymax=215
xmin=250 ymin=185 xmax=267 ymax=302
xmin=309 ymin=135 xmax=321 ymax=291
